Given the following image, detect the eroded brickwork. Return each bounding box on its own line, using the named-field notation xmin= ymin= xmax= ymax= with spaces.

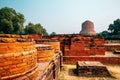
xmin=29 ymin=34 xmax=42 ymax=40
xmin=44 ymin=34 xmax=120 ymax=64
xmin=35 ymin=39 xmax=60 ymax=51
xmin=0 ymin=34 xmax=38 ymax=80
xmin=36 ymin=49 xmax=62 ymax=80
xmin=1 ymin=33 xmax=120 ymax=80
xmin=63 ymin=56 xmax=120 ymax=64
xmin=47 ymin=34 xmax=105 ymax=56
xmin=36 ymin=44 xmax=55 ymax=62
xmin=0 ymin=34 xmax=62 ymax=80
xmin=105 ymin=40 xmax=120 ymax=51
xmin=105 ymin=44 xmax=120 ymax=51
xmin=77 ymin=61 xmax=111 ymax=76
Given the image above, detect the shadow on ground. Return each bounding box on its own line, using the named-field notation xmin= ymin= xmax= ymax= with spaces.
xmin=68 ymin=68 xmax=116 ymax=79
xmin=68 ymin=68 xmax=77 ymax=76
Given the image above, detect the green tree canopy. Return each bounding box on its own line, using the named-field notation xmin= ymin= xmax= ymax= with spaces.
xmin=24 ymin=22 xmax=48 ymax=35
xmin=50 ymin=32 xmax=56 ymax=35
xmin=0 ymin=7 xmax=25 ymax=34
xmin=97 ymin=19 xmax=120 ymax=40
xmin=108 ymin=19 xmax=120 ymax=35
xmin=97 ymin=31 xmax=109 ymax=38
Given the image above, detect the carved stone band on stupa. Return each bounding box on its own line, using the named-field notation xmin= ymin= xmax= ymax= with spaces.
xmin=80 ymin=20 xmax=96 ymax=36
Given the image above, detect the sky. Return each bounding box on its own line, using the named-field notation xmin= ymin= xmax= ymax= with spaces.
xmin=0 ymin=0 xmax=120 ymax=34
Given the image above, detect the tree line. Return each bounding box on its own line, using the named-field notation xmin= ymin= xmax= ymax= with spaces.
xmin=0 ymin=7 xmax=56 ymax=35
xmin=0 ymin=7 xmax=119 ymax=38
xmin=97 ymin=19 xmax=120 ymax=40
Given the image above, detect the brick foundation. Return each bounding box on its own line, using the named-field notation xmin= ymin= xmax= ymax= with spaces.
xmin=105 ymin=44 xmax=120 ymax=51
xmin=76 ymin=61 xmax=111 ymax=76
xmin=63 ymin=56 xmax=120 ymax=64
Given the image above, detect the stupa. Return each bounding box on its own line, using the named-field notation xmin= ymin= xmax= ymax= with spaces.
xmin=80 ymin=20 xmax=96 ymax=36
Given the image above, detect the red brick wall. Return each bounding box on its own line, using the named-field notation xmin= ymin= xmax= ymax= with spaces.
xmin=48 ymin=34 xmax=105 ymax=56
xmin=63 ymin=56 xmax=120 ymax=64
xmin=105 ymin=45 xmax=120 ymax=51
xmin=29 ymin=34 xmax=42 ymax=40
xmin=36 ymin=39 xmax=60 ymax=51
xmin=36 ymin=44 xmax=55 ymax=62
xmin=43 ymin=34 xmax=106 ymax=64
xmin=0 ymin=34 xmax=38 ymax=80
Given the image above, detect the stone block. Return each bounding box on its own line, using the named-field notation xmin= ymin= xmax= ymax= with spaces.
xmin=76 ymin=61 xmax=111 ymax=77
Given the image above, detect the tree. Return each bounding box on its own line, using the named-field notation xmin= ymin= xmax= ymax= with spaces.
xmin=97 ymin=31 xmax=109 ymax=38
xmin=24 ymin=22 xmax=48 ymax=35
xmin=108 ymin=19 xmax=120 ymax=35
xmin=0 ymin=7 xmax=25 ymax=34
xmin=50 ymin=32 xmax=56 ymax=35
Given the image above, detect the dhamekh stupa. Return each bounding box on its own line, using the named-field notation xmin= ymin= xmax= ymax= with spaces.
xmin=80 ymin=20 xmax=96 ymax=36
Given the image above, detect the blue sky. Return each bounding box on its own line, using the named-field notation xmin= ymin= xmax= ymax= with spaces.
xmin=0 ymin=0 xmax=120 ymax=34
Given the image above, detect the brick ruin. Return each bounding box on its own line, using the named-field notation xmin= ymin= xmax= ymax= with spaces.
xmin=0 ymin=34 xmax=62 ymax=80
xmin=36 ymin=44 xmax=55 ymax=62
xmin=105 ymin=40 xmax=120 ymax=51
xmin=0 ymin=34 xmax=38 ymax=79
xmin=1 ymin=33 xmax=119 ymax=79
xmin=48 ymin=34 xmax=105 ymax=56
xmin=44 ymin=34 xmax=120 ymax=64
xmin=0 ymin=20 xmax=120 ymax=79
xmin=42 ymin=20 xmax=120 ymax=64
xmin=76 ymin=61 xmax=111 ymax=76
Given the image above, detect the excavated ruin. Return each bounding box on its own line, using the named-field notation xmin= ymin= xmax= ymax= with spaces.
xmin=0 ymin=34 xmax=38 ymax=80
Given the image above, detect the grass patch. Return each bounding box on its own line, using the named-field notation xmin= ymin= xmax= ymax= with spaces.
xmin=61 ymin=66 xmax=67 ymax=71
xmin=58 ymin=74 xmax=65 ymax=80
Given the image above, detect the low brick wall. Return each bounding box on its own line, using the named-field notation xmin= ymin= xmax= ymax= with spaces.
xmin=29 ymin=34 xmax=42 ymax=40
xmin=44 ymin=34 xmax=105 ymax=56
xmin=53 ymin=53 xmax=62 ymax=80
xmin=34 ymin=38 xmax=62 ymax=80
xmin=35 ymin=39 xmax=60 ymax=51
xmin=36 ymin=44 xmax=55 ymax=62
xmin=76 ymin=61 xmax=111 ymax=76
xmin=105 ymin=44 xmax=120 ymax=51
xmin=37 ymin=52 xmax=62 ymax=80
xmin=63 ymin=56 xmax=120 ymax=64
xmin=63 ymin=37 xmax=105 ymax=56
xmin=0 ymin=34 xmax=38 ymax=80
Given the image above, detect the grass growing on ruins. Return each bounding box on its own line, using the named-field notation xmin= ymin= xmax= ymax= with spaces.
xmin=58 ymin=66 xmax=67 ymax=80
xmin=58 ymin=64 xmax=120 ymax=80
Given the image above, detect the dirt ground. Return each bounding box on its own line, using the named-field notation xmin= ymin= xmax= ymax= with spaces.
xmin=58 ymin=64 xmax=120 ymax=80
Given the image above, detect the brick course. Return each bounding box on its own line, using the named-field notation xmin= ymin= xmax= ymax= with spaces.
xmin=0 ymin=34 xmax=38 ymax=80
xmin=105 ymin=44 xmax=120 ymax=51
xmin=63 ymin=56 xmax=120 ymax=64
xmin=36 ymin=44 xmax=55 ymax=62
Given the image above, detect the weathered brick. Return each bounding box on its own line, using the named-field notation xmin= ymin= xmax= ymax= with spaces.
xmin=0 ymin=47 xmax=8 ymax=52
xmin=17 ymin=63 xmax=26 ymax=67
xmin=10 ymin=67 xmax=25 ymax=74
xmin=0 ymin=67 xmax=3 ymax=70
xmin=0 ymin=61 xmax=12 ymax=67
xmin=3 ymin=53 xmax=14 ymax=58
xmin=3 ymin=65 xmax=16 ymax=69
xmin=12 ymin=60 xmax=23 ymax=64
xmin=14 ymin=52 xmax=22 ymax=57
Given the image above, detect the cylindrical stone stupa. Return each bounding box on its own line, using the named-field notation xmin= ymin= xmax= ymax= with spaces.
xmin=80 ymin=20 xmax=96 ymax=36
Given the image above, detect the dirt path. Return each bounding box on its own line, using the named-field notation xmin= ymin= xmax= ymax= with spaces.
xmin=58 ymin=64 xmax=120 ymax=80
